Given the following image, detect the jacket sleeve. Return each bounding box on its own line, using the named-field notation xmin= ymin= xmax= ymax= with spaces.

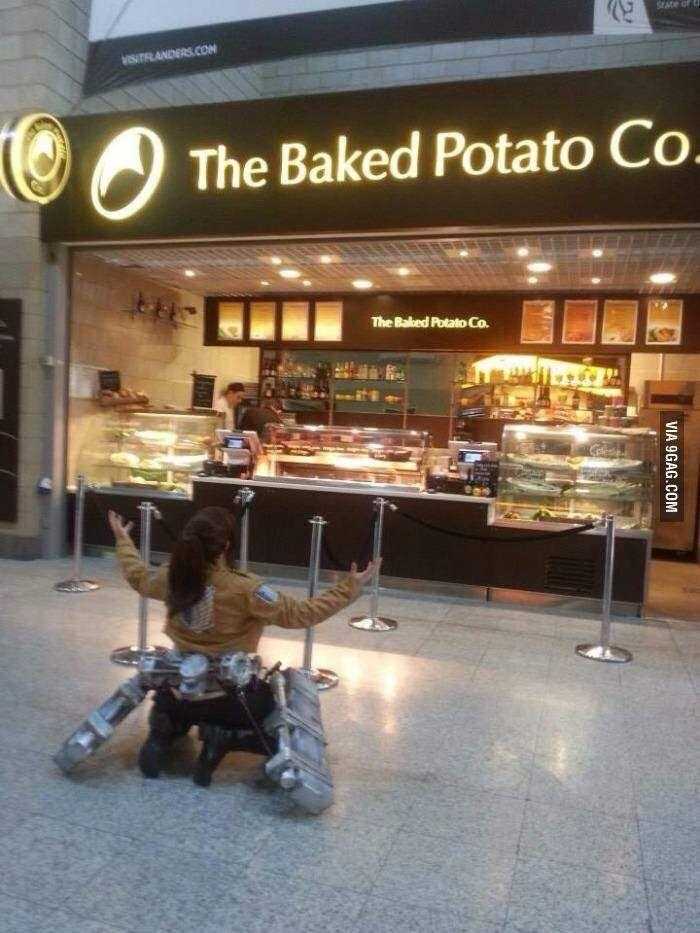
xmin=244 ymin=576 xmax=362 ymax=630
xmin=115 ymin=538 xmax=169 ymax=601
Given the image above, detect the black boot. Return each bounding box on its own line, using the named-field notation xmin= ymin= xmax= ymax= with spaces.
xmin=138 ymin=706 xmax=189 ymax=779
xmin=193 ymin=724 xmax=267 ymax=787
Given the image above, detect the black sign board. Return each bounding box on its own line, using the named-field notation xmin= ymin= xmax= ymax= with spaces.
xmin=98 ymin=369 xmax=121 ymax=393
xmin=191 ymin=373 xmax=216 ymax=410
xmin=467 ymin=460 xmax=500 ymax=498
xmin=41 ymin=63 xmax=700 ymax=243
xmin=660 ymin=410 xmax=684 ymax=523
xmin=0 ymin=300 xmax=21 ymax=523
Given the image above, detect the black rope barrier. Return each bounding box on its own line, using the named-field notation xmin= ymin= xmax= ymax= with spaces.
xmin=322 ymin=512 xmax=377 ymax=571
xmin=394 ymin=508 xmax=597 ymax=544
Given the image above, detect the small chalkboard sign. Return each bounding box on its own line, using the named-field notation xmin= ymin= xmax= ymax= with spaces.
xmin=192 ymin=373 xmax=216 ymax=410
xmin=98 ymin=370 xmax=121 ymax=393
xmin=471 ymin=460 xmax=500 ymax=496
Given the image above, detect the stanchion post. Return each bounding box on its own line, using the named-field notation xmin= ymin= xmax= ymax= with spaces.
xmin=54 ymin=474 xmax=100 ymax=593
xmin=349 ymin=497 xmax=398 ymax=632
xmin=234 ymin=487 xmax=255 ymax=572
xmin=111 ymin=501 xmax=168 ymax=667
xmin=576 ymin=514 xmax=633 ymax=664
xmin=301 ymin=516 xmax=339 ymax=690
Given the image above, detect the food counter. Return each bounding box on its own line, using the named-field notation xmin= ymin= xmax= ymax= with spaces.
xmin=70 ymin=411 xmax=654 ymax=612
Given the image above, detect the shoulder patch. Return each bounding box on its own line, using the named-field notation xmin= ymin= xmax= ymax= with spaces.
xmin=254 ymin=584 xmax=279 ymax=605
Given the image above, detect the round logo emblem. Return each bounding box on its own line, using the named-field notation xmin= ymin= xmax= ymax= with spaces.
xmin=0 ymin=113 xmax=71 ymax=205
xmin=91 ymin=126 xmax=165 ymax=221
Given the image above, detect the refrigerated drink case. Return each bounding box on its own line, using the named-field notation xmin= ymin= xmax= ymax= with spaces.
xmin=639 ymin=380 xmax=700 ymax=555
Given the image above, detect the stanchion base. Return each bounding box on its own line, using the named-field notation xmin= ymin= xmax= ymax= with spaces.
xmin=54 ymin=579 xmax=100 ymax=593
xmin=110 ymin=645 xmax=169 ymax=667
xmin=349 ymin=615 xmax=398 ymax=632
xmin=575 ymin=643 xmax=633 ymax=664
xmin=302 ymin=667 xmax=339 ymax=691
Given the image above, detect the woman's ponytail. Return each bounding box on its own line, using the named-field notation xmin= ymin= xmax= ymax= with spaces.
xmin=166 ymin=507 xmax=236 ymax=616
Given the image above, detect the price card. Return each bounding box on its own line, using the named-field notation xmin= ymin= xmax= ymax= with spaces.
xmin=191 ymin=373 xmax=216 ymax=410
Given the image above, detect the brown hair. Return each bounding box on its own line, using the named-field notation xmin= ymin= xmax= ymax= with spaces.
xmin=167 ymin=507 xmax=236 ymax=615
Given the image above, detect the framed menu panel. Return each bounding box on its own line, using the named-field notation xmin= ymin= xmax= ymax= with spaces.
xmin=281 ymin=301 xmax=310 ymax=341
xmin=602 ymin=300 xmax=638 ymax=345
xmin=563 ymin=299 xmax=597 ymax=345
xmin=521 ymin=300 xmax=555 ymax=344
xmin=314 ymin=301 xmax=343 ymax=342
xmin=646 ymin=298 xmax=683 ymax=346
xmin=249 ymin=301 xmax=276 ymax=341
xmin=217 ymin=301 xmax=244 ymax=341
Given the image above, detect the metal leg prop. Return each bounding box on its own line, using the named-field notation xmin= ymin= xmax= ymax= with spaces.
xmin=576 ymin=514 xmax=633 ymax=664
xmin=234 ymin=487 xmax=255 ymax=572
xmin=301 ymin=516 xmax=339 ymax=690
xmin=350 ymin=497 xmax=398 ymax=632
xmin=54 ymin=474 xmax=100 ymax=593
xmin=111 ymin=501 xmax=168 ymax=666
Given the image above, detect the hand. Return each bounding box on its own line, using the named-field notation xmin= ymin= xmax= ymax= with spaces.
xmin=350 ymin=558 xmax=381 ymax=587
xmin=108 ymin=510 xmax=134 ymax=542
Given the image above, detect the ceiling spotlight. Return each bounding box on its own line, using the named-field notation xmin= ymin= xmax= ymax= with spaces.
xmin=458 ymin=249 xmax=469 ymax=258
xmin=302 ymin=279 xmax=312 ymax=286
xmin=352 ymin=279 xmax=373 ymax=290
xmin=517 ymin=246 xmax=530 ymax=258
xmin=396 ymin=267 xmax=411 ymax=276
xmin=279 ymin=268 xmax=301 ymax=279
xmin=591 ymin=276 xmax=601 ymax=285
xmin=260 ymin=280 xmax=270 ymax=286
xmin=527 ymin=261 xmax=552 ymax=273
xmin=183 ymin=269 xmax=196 ymax=278
xmin=591 ymin=248 xmax=604 ymax=258
xmin=319 ymin=255 xmax=333 ymax=264
xmin=649 ymin=271 xmax=676 ymax=285
xmin=527 ymin=276 xmax=538 ymax=285
xmin=270 ymin=256 xmax=283 ymax=265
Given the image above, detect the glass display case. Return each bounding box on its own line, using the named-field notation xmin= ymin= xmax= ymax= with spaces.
xmin=260 ymin=424 xmax=429 ymax=488
xmin=78 ymin=409 xmax=220 ymax=497
xmin=496 ymin=424 xmax=656 ymax=530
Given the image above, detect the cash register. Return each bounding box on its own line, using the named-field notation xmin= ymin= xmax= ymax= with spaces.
xmin=202 ymin=431 xmax=261 ymax=478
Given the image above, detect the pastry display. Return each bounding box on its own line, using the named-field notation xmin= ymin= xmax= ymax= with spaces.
xmin=109 ymin=451 xmax=140 ymax=467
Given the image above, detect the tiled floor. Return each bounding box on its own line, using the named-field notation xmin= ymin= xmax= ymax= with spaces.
xmin=0 ymin=554 xmax=698 ymax=933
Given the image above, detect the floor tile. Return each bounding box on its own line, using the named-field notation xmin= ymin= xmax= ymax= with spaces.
xmin=0 ymin=892 xmax=129 ymax=933
xmin=505 ymin=856 xmax=650 ymax=932
xmin=519 ymin=800 xmax=643 ymax=877
xmin=638 ymin=815 xmax=700 ymax=887
xmin=645 ymin=877 xmax=700 ymax=933
xmin=372 ymin=830 xmax=516 ymax=922
xmin=356 ymin=895 xmax=502 ymax=933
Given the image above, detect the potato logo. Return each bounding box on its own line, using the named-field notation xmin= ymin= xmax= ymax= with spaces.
xmin=0 ymin=113 xmax=71 ymax=205
xmin=91 ymin=126 xmax=164 ymax=221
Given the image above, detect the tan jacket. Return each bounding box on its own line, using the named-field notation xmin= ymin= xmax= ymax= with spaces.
xmin=116 ymin=538 xmax=361 ymax=655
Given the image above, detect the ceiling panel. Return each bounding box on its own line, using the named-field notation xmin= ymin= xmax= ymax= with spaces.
xmin=85 ymin=229 xmax=700 ymax=296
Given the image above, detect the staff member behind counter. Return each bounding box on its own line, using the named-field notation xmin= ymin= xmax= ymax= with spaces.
xmin=214 ymin=382 xmax=246 ymax=430
xmin=108 ymin=506 xmax=376 ymax=784
xmin=239 ymin=398 xmax=284 ymax=437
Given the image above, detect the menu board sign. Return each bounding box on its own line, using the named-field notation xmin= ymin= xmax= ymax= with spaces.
xmin=646 ymin=299 xmax=683 ymax=346
xmin=601 ymin=300 xmax=638 ymax=345
xmin=191 ymin=372 xmax=216 ymax=409
xmin=470 ymin=460 xmax=500 ymax=497
xmin=98 ymin=369 xmax=121 ymax=392
xmin=520 ymin=300 xmax=555 ymax=344
xmin=563 ymin=300 xmax=597 ymax=345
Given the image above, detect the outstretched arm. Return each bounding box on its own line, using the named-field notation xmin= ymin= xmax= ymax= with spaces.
xmin=109 ymin=510 xmax=168 ymax=601
xmin=244 ymin=561 xmax=379 ymax=630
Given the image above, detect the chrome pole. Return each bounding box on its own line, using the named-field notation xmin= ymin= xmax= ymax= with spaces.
xmin=54 ymin=474 xmax=100 ymax=593
xmin=234 ymin=487 xmax=255 ymax=572
xmin=111 ymin=501 xmax=168 ymax=666
xmin=576 ymin=514 xmax=633 ymax=664
xmin=301 ymin=515 xmax=338 ymax=690
xmin=349 ymin=497 xmax=398 ymax=632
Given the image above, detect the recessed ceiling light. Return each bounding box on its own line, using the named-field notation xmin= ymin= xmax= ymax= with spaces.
xmin=649 ymin=271 xmax=676 ymax=285
xmin=302 ymin=279 xmax=312 ymax=286
xmin=352 ymin=279 xmax=373 ymax=290
xmin=319 ymin=255 xmax=333 ymax=264
xmin=527 ymin=261 xmax=552 ymax=273
xmin=517 ymin=247 xmax=530 ymax=258
xmin=591 ymin=248 xmax=604 ymax=258
xmin=527 ymin=276 xmax=538 ymax=285
xmin=183 ymin=269 xmax=196 ymax=278
xmin=396 ymin=267 xmax=411 ymax=276
xmin=279 ymin=268 xmax=301 ymax=279
xmin=591 ymin=276 xmax=601 ymax=285
xmin=458 ymin=249 xmax=469 ymax=258
xmin=260 ymin=280 xmax=270 ymax=286
xmin=270 ymin=256 xmax=283 ymax=265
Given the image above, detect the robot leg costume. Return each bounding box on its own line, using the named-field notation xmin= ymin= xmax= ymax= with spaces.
xmin=264 ymin=668 xmax=334 ymax=814
xmin=53 ymin=675 xmax=147 ymax=774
